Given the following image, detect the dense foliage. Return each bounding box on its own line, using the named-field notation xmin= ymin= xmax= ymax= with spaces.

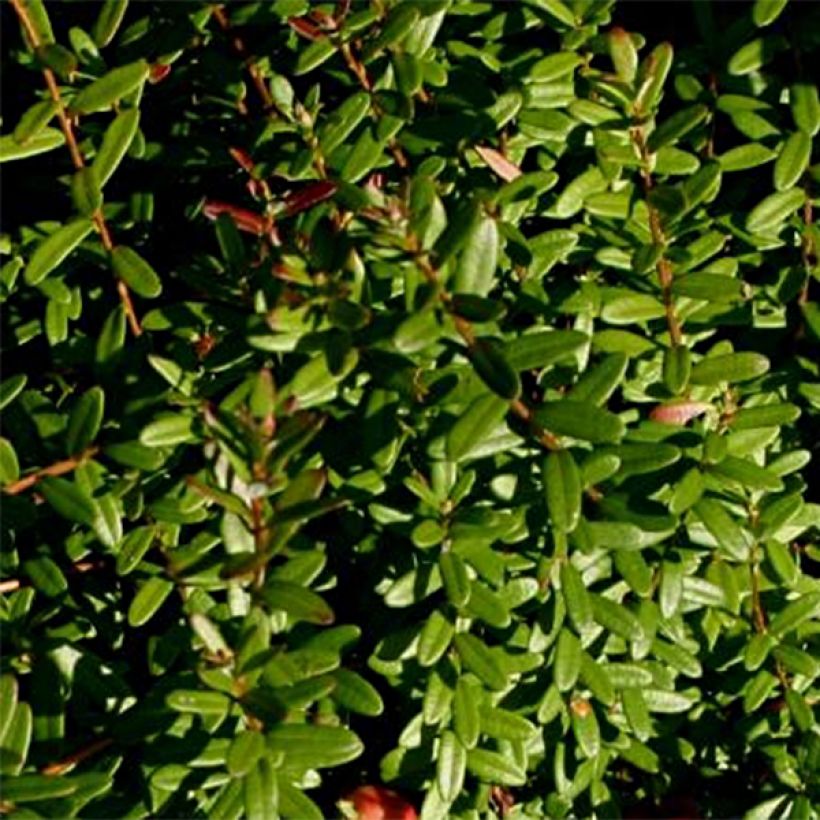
xmin=1 ymin=0 xmax=819 ymax=817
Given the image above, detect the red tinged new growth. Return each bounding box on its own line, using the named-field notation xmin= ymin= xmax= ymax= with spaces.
xmin=288 ymin=15 xmax=323 ymax=41
xmin=346 ymin=786 xmax=418 ymax=820
xmin=474 ymin=145 xmax=522 ymax=182
xmin=283 ymin=180 xmax=338 ymax=216
xmin=201 ymin=200 xmax=279 ymax=243
xmin=650 ymin=400 xmax=712 ymax=425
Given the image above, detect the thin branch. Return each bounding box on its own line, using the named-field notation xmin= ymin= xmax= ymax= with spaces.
xmin=40 ymin=737 xmax=113 ymax=777
xmin=411 ymin=242 xmax=560 ymax=451
xmin=9 ymin=0 xmax=142 ymax=336
xmin=631 ymin=128 xmax=684 ymax=348
xmin=2 ymin=446 xmax=99 ymax=496
xmin=212 ymin=5 xmax=275 ymax=111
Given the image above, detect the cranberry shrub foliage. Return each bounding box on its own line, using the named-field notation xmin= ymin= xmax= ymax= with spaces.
xmin=1 ymin=0 xmax=820 ymax=816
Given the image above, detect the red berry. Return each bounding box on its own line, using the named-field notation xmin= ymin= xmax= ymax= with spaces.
xmin=348 ymin=786 xmax=418 ymax=820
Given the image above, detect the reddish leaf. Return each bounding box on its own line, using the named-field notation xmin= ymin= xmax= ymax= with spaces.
xmin=346 ymin=786 xmax=418 ymax=820
xmin=149 ymin=63 xmax=171 ymax=84
xmin=202 ymin=200 xmax=272 ymax=236
xmin=229 ymin=146 xmax=255 ymax=173
xmin=288 ymin=16 xmax=323 ymax=40
xmin=284 ymin=181 xmax=338 ymax=216
xmin=475 ymin=145 xmax=522 ymax=182
xmin=650 ymin=400 xmax=711 ymax=425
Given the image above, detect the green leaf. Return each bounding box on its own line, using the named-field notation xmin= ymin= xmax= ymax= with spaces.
xmin=694 ymin=498 xmax=750 ymax=560
xmin=709 ymin=455 xmax=784 ymax=493
xmin=717 ymin=142 xmax=776 ymax=172
xmin=70 ymin=167 xmax=102 ymax=217
xmin=24 ymin=219 xmax=94 ymax=285
xmin=647 ymin=104 xmax=709 ymax=152
xmin=554 ymin=628 xmax=581 ymax=691
xmin=367 ymin=3 xmax=420 ymax=53
xmin=65 ymin=386 xmax=104 ymax=455
xmin=790 ymin=83 xmax=820 ymax=135
xmin=394 ymin=309 xmax=440 ymax=354
xmin=0 ymin=702 xmax=32 ymax=776
xmin=437 ymin=731 xmax=466 ymax=804
xmin=544 ymin=449 xmax=581 ymax=533
xmin=768 ymin=592 xmax=820 ymax=637
xmin=23 ymin=555 xmax=67 ymax=597
xmin=670 ymin=467 xmax=704 ymax=515
xmin=18 ymin=0 xmax=54 ymax=44
xmin=92 ymin=108 xmax=140 ymax=186
xmin=440 ymin=552 xmax=471 ymax=608
xmin=752 ymin=0 xmax=788 ymax=26
xmin=446 ymin=394 xmax=508 ymax=462
xmin=418 ymin=609 xmax=455 ymax=667
xmin=69 ymin=60 xmax=149 ymax=114
xmin=552 ymin=166 xmax=607 ymax=219
xmin=40 ymin=476 xmax=97 ymax=526
xmin=128 ymin=576 xmax=174 ymax=627
xmin=453 ymin=633 xmax=507 ymax=691
xmin=590 ymin=595 xmax=643 ymax=642
xmin=480 ymin=706 xmax=537 ymax=741
xmin=746 ymin=187 xmax=805 ymax=234
xmin=504 ymin=330 xmax=587 ymax=371
xmin=266 ymin=724 xmax=363 ymax=769
xmin=465 ymin=580 xmax=510 ymax=628
xmin=773 ymin=131 xmax=811 ymax=191
xmin=662 ymin=346 xmax=691 ymax=395
xmin=331 ymin=668 xmax=383 ymax=716
xmin=110 ymin=246 xmax=161 ymax=297
xmin=465 ymin=748 xmax=526 ymax=787
xmin=139 ymin=415 xmax=196 ymax=447
xmin=116 ymin=526 xmax=156 ymax=575
xmin=672 ymin=273 xmax=743 ymax=302
xmin=730 ymin=403 xmax=800 ymax=429
xmin=453 ymin=677 xmax=481 ymax=749
xmin=570 ymin=698 xmax=600 ymax=758
xmin=561 ymin=562 xmax=593 ymax=631
xmin=0 ymin=374 xmax=27 ymax=411
xmin=568 ymin=353 xmax=627 ymax=405
xmin=279 ymin=348 xmax=358 ymax=409
xmin=0 ymin=438 xmax=20 ymax=485
xmin=534 ymin=400 xmax=624 ymax=443
xmin=452 ymin=214 xmax=499 ymax=297
xmin=227 ymin=731 xmax=265 ymax=778
xmin=244 ymin=756 xmax=278 ymax=820
xmin=0 ymin=774 xmax=78 ymax=803
xmin=0 ymin=676 xmax=17 ymax=745
xmin=318 ymin=92 xmax=371 ymax=154
xmin=601 ymin=293 xmax=666 ymax=324
xmin=527 ymin=51 xmax=582 ymax=82
xmin=690 ymin=352 xmax=770 ymax=384
xmin=92 ymin=0 xmax=129 ymax=47
xmin=634 ymin=42 xmax=674 ymax=113
xmin=728 ymin=34 xmax=787 ymax=76
xmin=470 ymin=339 xmax=520 ymax=399
xmin=258 ymin=580 xmax=334 ymax=625
xmin=167 ymin=688 xmax=232 ymax=714
xmin=12 ymin=100 xmax=58 ymax=145
xmin=609 ymin=27 xmax=638 ymax=82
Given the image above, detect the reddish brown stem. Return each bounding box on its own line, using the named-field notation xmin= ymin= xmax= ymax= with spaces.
xmin=2 ymin=447 xmax=99 ymax=496
xmin=9 ymin=0 xmax=141 ymax=336
xmin=40 ymin=738 xmax=113 ymax=777
xmin=412 ymin=244 xmax=560 ymax=451
xmin=212 ymin=5 xmax=275 ymax=111
xmin=633 ymin=129 xmax=684 ymax=347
